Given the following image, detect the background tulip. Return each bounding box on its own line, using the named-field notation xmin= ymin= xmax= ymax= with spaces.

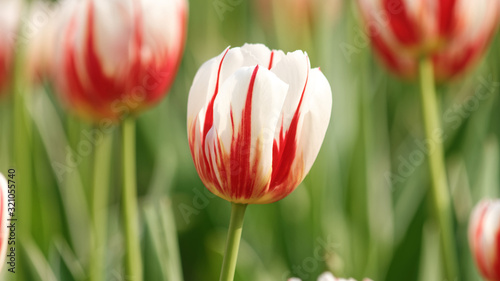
xmin=53 ymin=0 xmax=187 ymax=121
xmin=188 ymin=44 xmax=332 ymax=205
xmin=357 ymin=0 xmax=500 ymax=80
xmin=0 ymin=0 xmax=21 ymax=93
xmin=469 ymin=199 xmax=500 ymax=281
xmin=0 ymin=174 xmax=9 ymax=272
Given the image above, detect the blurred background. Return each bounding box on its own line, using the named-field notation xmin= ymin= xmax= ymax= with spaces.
xmin=1 ymin=0 xmax=499 ymax=280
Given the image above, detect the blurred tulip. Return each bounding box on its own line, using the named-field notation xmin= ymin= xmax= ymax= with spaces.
xmin=0 ymin=0 xmax=22 ymax=93
xmin=288 ymin=272 xmax=373 ymax=281
xmin=187 ymin=44 xmax=332 ymax=204
xmin=0 ymin=174 xmax=9 ymax=272
xmin=53 ymin=0 xmax=188 ymax=121
xmin=469 ymin=199 xmax=500 ymax=281
xmin=357 ymin=0 xmax=500 ymax=80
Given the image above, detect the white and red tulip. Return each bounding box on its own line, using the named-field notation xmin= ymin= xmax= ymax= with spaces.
xmin=469 ymin=199 xmax=500 ymax=281
xmin=358 ymin=0 xmax=500 ymax=80
xmin=0 ymin=0 xmax=21 ymax=93
xmin=53 ymin=0 xmax=188 ymax=121
xmin=187 ymin=44 xmax=332 ymax=204
xmin=0 ymin=174 xmax=9 ymax=272
xmin=288 ymin=272 xmax=373 ymax=281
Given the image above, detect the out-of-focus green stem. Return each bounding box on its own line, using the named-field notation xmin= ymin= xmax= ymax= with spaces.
xmin=122 ymin=117 xmax=142 ymax=281
xmin=219 ymin=203 xmax=247 ymax=281
xmin=90 ymin=129 xmax=113 ymax=281
xmin=418 ymin=58 xmax=459 ymax=281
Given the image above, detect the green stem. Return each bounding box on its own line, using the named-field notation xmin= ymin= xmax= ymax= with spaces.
xmin=122 ymin=117 xmax=143 ymax=281
xmin=418 ymin=58 xmax=459 ymax=281
xmin=90 ymin=129 xmax=113 ymax=281
xmin=219 ymin=203 xmax=247 ymax=281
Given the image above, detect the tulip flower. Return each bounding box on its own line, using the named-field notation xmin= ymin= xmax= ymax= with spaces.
xmin=358 ymin=1 xmax=499 ymax=280
xmin=53 ymin=0 xmax=187 ymax=121
xmin=188 ymin=43 xmax=332 ymax=281
xmin=288 ymin=272 xmax=373 ymax=281
xmin=53 ymin=1 xmax=187 ymax=281
xmin=469 ymin=199 xmax=500 ymax=281
xmin=188 ymin=44 xmax=332 ymax=205
xmin=0 ymin=174 xmax=9 ymax=272
xmin=0 ymin=0 xmax=21 ymax=93
xmin=357 ymin=0 xmax=500 ymax=80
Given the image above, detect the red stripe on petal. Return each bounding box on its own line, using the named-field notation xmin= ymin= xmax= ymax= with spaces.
xmin=202 ymin=48 xmax=230 ymax=141
xmin=269 ymin=58 xmax=309 ymax=190
xmin=268 ymin=50 xmax=274 ymax=70
xmin=83 ymin=2 xmax=123 ymax=105
xmin=229 ymin=65 xmax=259 ymax=199
xmin=383 ymin=0 xmax=420 ymax=46
xmin=438 ymin=0 xmax=457 ymax=38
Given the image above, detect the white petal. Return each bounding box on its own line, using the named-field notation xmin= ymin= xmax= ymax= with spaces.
xmin=240 ymin=43 xmax=272 ymax=67
xmin=295 ymin=68 xmax=332 ymax=175
xmin=91 ymin=0 xmax=133 ymax=76
xmin=218 ymin=46 xmax=262 ymax=84
xmin=140 ymin=0 xmax=187 ymax=62
xmin=271 ymin=50 xmax=310 ymax=138
xmin=187 ymin=57 xmax=219 ymax=128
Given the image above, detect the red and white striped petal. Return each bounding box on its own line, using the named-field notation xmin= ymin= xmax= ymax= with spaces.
xmin=271 ymin=50 xmax=310 ymax=137
xmin=202 ymin=66 xmax=288 ymax=203
xmin=294 ymin=68 xmax=332 ymax=176
xmin=469 ymin=199 xmax=500 ymax=281
xmin=0 ymin=174 xmax=8 ymax=272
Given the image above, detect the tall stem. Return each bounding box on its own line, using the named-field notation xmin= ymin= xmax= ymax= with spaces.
xmin=418 ymin=58 xmax=459 ymax=281
xmin=90 ymin=129 xmax=113 ymax=281
xmin=122 ymin=117 xmax=142 ymax=281
xmin=219 ymin=203 xmax=247 ymax=281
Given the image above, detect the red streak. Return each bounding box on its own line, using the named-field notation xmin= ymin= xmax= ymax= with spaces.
xmin=438 ymin=0 xmax=457 ymax=38
xmin=269 ymin=58 xmax=309 ymax=193
xmin=203 ymin=48 xmax=230 ymax=141
xmin=383 ymin=0 xmax=420 ymax=46
xmin=268 ymin=50 xmax=274 ymax=70
xmin=232 ymin=65 xmax=259 ymax=198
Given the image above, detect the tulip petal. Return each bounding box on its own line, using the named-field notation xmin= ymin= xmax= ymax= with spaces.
xmin=204 ymin=65 xmax=288 ymax=202
xmin=295 ymin=68 xmax=332 ymax=177
xmin=187 ymin=57 xmax=219 ymax=129
xmin=271 ymin=50 xmax=310 ymax=136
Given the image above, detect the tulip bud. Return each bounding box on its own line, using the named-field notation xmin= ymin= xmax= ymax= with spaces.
xmin=0 ymin=0 xmax=22 ymax=93
xmin=53 ymin=0 xmax=188 ymax=121
xmin=357 ymin=0 xmax=500 ymax=80
xmin=0 ymin=173 xmax=9 ymax=272
xmin=288 ymin=272 xmax=373 ymax=281
xmin=187 ymin=44 xmax=332 ymax=204
xmin=469 ymin=199 xmax=500 ymax=281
